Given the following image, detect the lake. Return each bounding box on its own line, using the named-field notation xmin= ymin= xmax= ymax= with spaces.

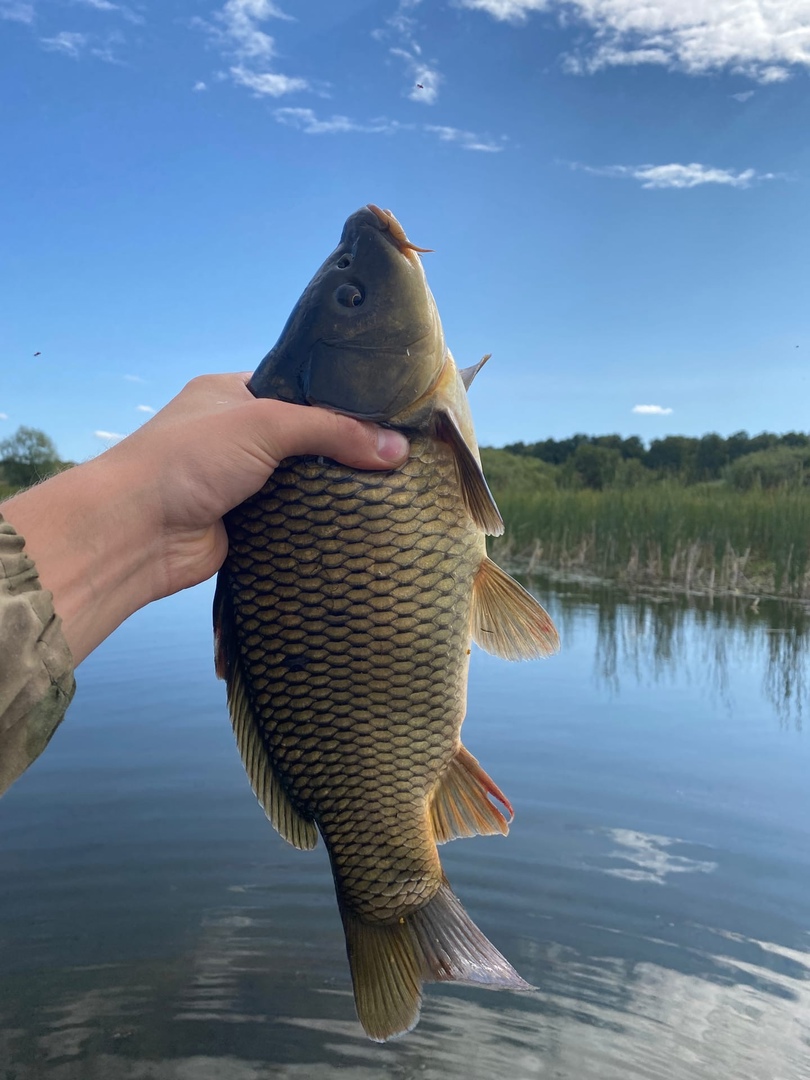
xmin=1 ymin=576 xmax=809 ymax=1079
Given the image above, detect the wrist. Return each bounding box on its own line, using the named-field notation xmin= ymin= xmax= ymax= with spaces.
xmin=1 ymin=451 xmax=164 ymax=665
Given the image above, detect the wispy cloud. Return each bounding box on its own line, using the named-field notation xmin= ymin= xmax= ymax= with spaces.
xmin=375 ymin=0 xmax=442 ymax=104
xmin=633 ymin=404 xmax=673 ymax=416
xmin=572 ymin=161 xmax=780 ymax=189
xmin=136 ymin=404 xmax=155 ymax=414
xmin=272 ymin=107 xmax=504 ymax=151
xmin=0 ymin=413 xmax=9 ymax=421
xmin=94 ymin=429 xmax=126 ymax=442
xmin=425 ymin=124 xmax=506 ymax=152
xmin=193 ymin=80 xmax=208 ymax=92
xmin=217 ymin=0 xmax=292 ymax=61
xmin=41 ymin=31 xmax=89 ymax=58
xmin=0 ymin=1 xmax=34 ymax=22
xmin=731 ymin=90 xmax=755 ymax=102
xmin=231 ymin=65 xmax=308 ymax=97
xmin=459 ymin=0 xmax=810 ymax=83
xmin=274 ymin=107 xmax=403 ymax=136
xmin=195 ymin=0 xmax=308 ymax=99
xmin=40 ymin=27 xmax=125 ymax=63
xmin=123 ymin=374 xmax=145 ymax=383
xmin=70 ymin=0 xmax=144 ymax=22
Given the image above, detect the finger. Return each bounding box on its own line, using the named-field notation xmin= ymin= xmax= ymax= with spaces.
xmin=250 ymin=400 xmax=410 ymax=470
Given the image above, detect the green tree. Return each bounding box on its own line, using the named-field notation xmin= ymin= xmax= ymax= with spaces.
xmin=693 ymin=433 xmax=729 ymax=481
xmin=0 ymin=426 xmax=61 ymax=488
xmin=569 ymin=443 xmax=621 ymax=490
xmin=645 ymin=435 xmax=696 ymax=476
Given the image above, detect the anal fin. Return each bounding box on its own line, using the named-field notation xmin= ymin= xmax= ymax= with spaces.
xmin=472 ymin=556 xmax=560 ymax=660
xmin=430 ymin=745 xmax=512 ymax=844
xmin=214 ymin=572 xmax=318 ymax=851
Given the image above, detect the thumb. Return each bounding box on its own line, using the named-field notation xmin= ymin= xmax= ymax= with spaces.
xmin=251 ymin=400 xmax=410 ymax=470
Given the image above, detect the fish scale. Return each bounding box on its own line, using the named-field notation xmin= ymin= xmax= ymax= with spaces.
xmin=222 ymin=434 xmax=480 ymax=921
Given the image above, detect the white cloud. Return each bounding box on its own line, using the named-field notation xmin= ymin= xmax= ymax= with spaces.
xmin=40 ymin=27 xmax=123 ymax=62
xmin=193 ymin=80 xmax=208 ymax=91
xmin=731 ymin=90 xmax=755 ymax=102
xmin=123 ymin=374 xmax=145 ymax=382
xmin=71 ymin=0 xmax=144 ymax=23
xmin=273 ymin=108 xmax=505 ymax=150
xmin=136 ymin=404 xmax=155 ymax=414
xmin=216 ymin=0 xmax=292 ymax=61
xmin=230 ymin=65 xmax=308 ymax=97
xmin=274 ymin=107 xmax=402 ymax=136
xmin=459 ymin=0 xmax=810 ymax=83
xmin=94 ymin=429 xmax=126 ymax=442
xmin=197 ymin=1 xmax=309 ymax=100
xmin=573 ymin=161 xmax=779 ymax=189
xmin=425 ymin=124 xmax=505 ymax=152
xmin=459 ymin=0 xmax=546 ymax=18
xmin=0 ymin=413 xmax=8 ymax=421
xmin=376 ymin=1 xmax=443 ymax=104
xmin=390 ymin=47 xmax=442 ymax=104
xmin=0 ymin=1 xmax=34 ymax=22
xmin=633 ymin=404 xmax=673 ymax=416
xmin=41 ymin=31 xmax=89 ymax=57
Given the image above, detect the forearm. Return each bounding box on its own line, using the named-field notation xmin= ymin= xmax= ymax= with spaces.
xmin=1 ymin=455 xmax=162 ymax=666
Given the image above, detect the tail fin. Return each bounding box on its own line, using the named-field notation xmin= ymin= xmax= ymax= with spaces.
xmin=342 ymin=882 xmax=531 ymax=1042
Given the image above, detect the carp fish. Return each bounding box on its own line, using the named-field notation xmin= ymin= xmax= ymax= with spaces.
xmin=213 ymin=204 xmax=559 ymax=1041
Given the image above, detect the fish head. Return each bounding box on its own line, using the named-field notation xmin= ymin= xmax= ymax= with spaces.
xmin=249 ymin=205 xmax=446 ymax=423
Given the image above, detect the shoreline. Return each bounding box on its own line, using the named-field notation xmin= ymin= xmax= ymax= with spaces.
xmin=493 ymin=545 xmax=810 ymax=610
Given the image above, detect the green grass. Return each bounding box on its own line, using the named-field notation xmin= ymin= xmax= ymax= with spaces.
xmin=489 ymin=483 xmax=810 ymax=597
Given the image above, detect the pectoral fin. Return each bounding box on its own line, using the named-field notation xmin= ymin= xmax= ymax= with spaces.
xmin=430 ymin=744 xmax=512 ymax=844
xmin=471 ymin=556 xmax=560 ymax=660
xmin=435 ymin=409 xmax=504 ymax=536
xmin=213 ymin=574 xmax=319 ymax=851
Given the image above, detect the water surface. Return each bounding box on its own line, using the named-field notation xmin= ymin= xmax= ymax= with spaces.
xmin=1 ymin=578 xmax=809 ymax=1078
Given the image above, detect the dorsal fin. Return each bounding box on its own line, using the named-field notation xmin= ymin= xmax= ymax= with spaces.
xmin=471 ymin=556 xmax=560 ymax=660
xmin=434 ymin=409 xmax=504 ymax=536
xmin=213 ymin=573 xmax=319 ymax=850
xmin=459 ymin=353 xmax=491 ymax=391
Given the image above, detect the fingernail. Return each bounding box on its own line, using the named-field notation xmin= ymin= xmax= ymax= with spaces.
xmin=376 ymin=428 xmax=409 ymax=463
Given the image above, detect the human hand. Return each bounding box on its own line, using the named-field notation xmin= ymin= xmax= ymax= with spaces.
xmin=110 ymin=372 xmax=410 ymax=598
xmin=1 ymin=373 xmax=409 ymax=665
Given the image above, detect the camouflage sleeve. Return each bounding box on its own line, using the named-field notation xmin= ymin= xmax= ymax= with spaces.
xmin=0 ymin=513 xmax=76 ymax=797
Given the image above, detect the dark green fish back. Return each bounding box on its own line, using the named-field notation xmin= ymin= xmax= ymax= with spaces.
xmin=220 ymin=434 xmax=482 ymax=921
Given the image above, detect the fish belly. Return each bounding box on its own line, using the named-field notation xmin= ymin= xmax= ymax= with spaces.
xmin=222 ymin=434 xmax=483 ymax=920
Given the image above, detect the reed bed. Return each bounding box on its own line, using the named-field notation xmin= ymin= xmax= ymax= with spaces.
xmin=490 ymin=485 xmax=810 ymax=598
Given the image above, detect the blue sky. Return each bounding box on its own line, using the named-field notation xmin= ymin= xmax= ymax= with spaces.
xmin=1 ymin=0 xmax=809 ymax=462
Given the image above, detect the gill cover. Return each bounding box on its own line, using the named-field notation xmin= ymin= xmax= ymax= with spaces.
xmin=249 ymin=205 xmax=445 ymax=423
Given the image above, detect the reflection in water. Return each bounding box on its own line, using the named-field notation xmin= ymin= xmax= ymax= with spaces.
xmin=594 ymin=829 xmax=718 ymax=885
xmin=1 ymin=581 xmax=808 ymax=1078
xmin=541 ymin=576 xmax=810 ymax=729
xmin=1 ymin=907 xmax=809 ymax=1079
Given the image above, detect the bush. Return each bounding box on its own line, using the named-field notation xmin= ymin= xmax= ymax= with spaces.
xmin=725 ymin=446 xmax=810 ymax=491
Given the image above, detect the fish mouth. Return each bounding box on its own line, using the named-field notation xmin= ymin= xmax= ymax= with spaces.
xmin=366 ymin=204 xmax=433 ymax=261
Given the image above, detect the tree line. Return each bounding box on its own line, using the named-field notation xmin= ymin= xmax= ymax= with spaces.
xmin=501 ymin=431 xmax=810 ymax=491
xmin=3 ymin=424 xmax=810 ymax=497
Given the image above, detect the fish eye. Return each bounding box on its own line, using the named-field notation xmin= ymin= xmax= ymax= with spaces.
xmin=336 ymin=254 xmax=352 ymax=270
xmin=335 ymin=283 xmax=364 ymax=308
